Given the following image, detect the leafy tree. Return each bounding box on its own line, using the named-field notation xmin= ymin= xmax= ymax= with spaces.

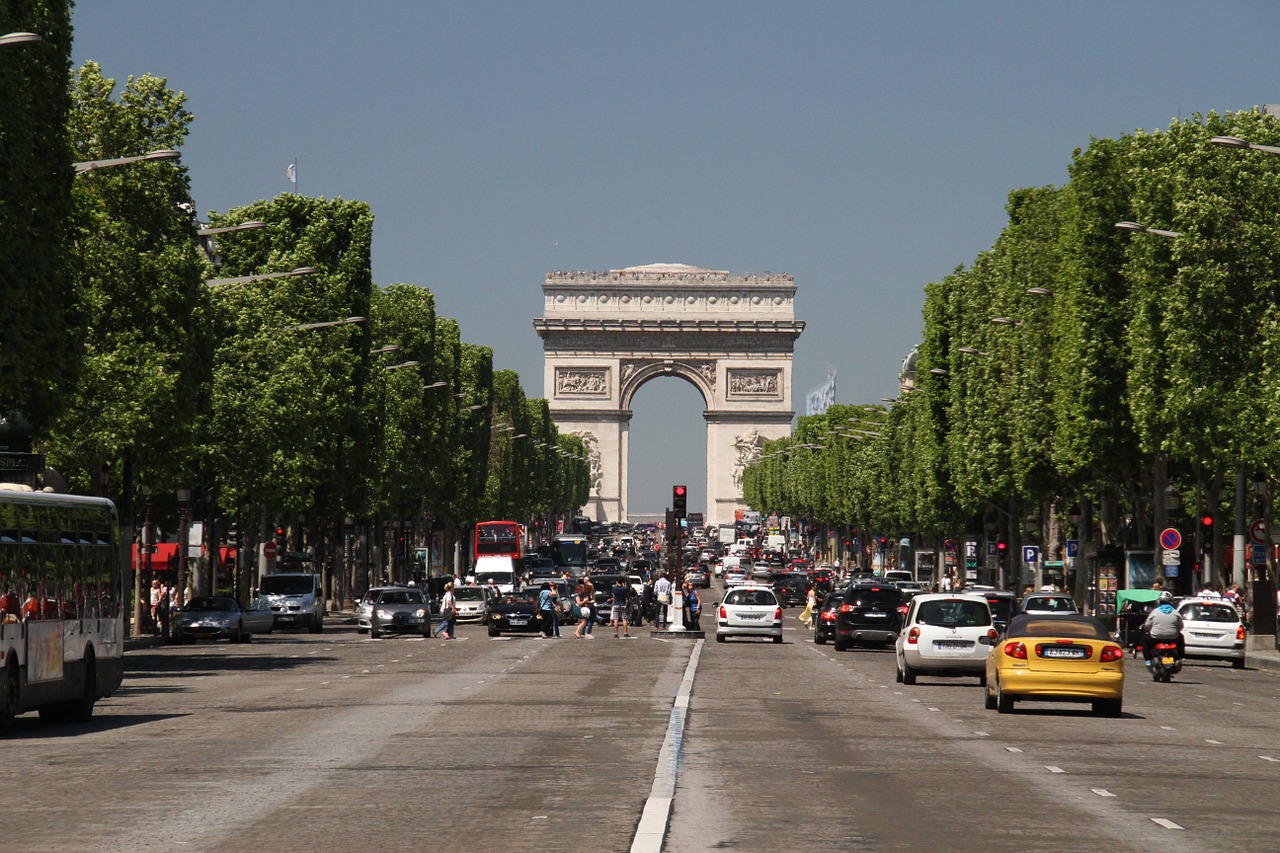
xmin=0 ymin=0 xmax=74 ymax=434
xmin=45 ymin=61 xmax=207 ymax=504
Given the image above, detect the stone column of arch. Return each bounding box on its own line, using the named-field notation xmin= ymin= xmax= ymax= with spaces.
xmin=533 ymin=264 xmax=803 ymax=527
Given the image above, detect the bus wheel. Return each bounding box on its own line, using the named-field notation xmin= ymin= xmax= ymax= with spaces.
xmin=69 ymin=651 xmax=96 ymax=723
xmin=0 ymin=655 xmax=18 ymax=732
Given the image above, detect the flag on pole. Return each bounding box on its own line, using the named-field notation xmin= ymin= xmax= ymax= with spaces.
xmin=806 ymin=371 xmax=836 ymax=416
xmin=285 ymin=161 xmax=296 ymax=185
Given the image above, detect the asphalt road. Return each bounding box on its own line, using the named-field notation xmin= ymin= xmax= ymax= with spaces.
xmin=6 ymin=587 xmax=1280 ymax=853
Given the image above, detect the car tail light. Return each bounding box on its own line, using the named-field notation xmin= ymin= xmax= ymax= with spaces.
xmin=821 ymin=610 xmax=837 ymax=622
xmin=1003 ymin=641 xmax=1027 ymax=659
xmin=1154 ymin=641 xmax=1177 ymax=652
xmin=1100 ymin=645 xmax=1124 ymax=663
xmin=987 ymin=628 xmax=999 ymax=642
xmin=839 ymin=603 xmax=853 ymax=613
xmin=774 ymin=607 xmax=782 ymax=620
xmin=906 ymin=626 xmax=920 ymax=645
xmin=1237 ymin=624 xmax=1247 ymax=641
xmin=719 ymin=606 xmax=726 ymax=619
xmin=897 ymin=604 xmax=909 ymax=615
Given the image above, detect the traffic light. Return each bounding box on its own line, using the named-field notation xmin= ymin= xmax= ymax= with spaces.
xmin=672 ymin=485 xmax=687 ymax=519
xmin=1201 ymin=512 xmax=1215 ymax=533
xmin=996 ymin=541 xmax=1007 ymax=554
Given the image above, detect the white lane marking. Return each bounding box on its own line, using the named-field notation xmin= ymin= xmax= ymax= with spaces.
xmin=1045 ymin=766 xmax=1065 ymax=774
xmin=1205 ymin=739 xmax=1222 ymax=744
xmin=1160 ymin=725 xmax=1175 ymax=731
xmin=1006 ymin=747 xmax=1023 ymax=753
xmin=1260 ymin=756 xmax=1280 ymax=763
xmin=1152 ymin=818 xmax=1184 ymax=830
xmin=631 ymin=639 xmax=704 ymax=853
xmin=974 ymin=731 xmax=990 ymax=737
xmin=927 ymin=706 xmax=940 ymax=712
xmin=1092 ymin=788 xmax=1116 ymax=797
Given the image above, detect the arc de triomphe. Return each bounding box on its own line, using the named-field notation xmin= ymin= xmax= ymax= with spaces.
xmin=533 ymin=263 xmax=804 ymax=526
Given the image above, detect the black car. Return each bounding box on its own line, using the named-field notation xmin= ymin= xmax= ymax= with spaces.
xmin=834 ymin=583 xmax=905 ymax=650
xmin=813 ymin=590 xmax=843 ymax=645
xmin=979 ymin=590 xmax=1017 ymax=635
xmin=487 ymin=589 xmax=543 ymax=636
xmin=771 ymin=574 xmax=809 ymax=608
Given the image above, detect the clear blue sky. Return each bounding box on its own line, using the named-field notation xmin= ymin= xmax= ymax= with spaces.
xmin=70 ymin=2 xmax=1280 ymax=517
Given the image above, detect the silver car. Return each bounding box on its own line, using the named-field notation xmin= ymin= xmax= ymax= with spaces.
xmin=362 ymin=587 xmax=431 ymax=639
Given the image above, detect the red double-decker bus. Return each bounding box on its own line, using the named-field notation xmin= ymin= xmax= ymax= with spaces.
xmin=473 ymin=520 xmax=523 ymax=562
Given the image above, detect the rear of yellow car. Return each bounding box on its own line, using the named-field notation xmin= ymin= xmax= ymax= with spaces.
xmin=985 ymin=616 xmax=1125 ymax=716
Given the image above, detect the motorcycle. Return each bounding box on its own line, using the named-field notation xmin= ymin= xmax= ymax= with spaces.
xmin=1148 ymin=638 xmax=1184 ymax=682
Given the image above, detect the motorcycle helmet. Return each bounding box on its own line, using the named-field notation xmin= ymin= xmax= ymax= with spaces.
xmin=1158 ymin=590 xmax=1174 ymax=604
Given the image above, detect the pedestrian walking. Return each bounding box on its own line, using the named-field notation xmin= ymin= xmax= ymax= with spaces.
xmin=538 ymin=582 xmax=559 ymax=638
xmin=654 ymin=573 xmax=673 ymax=628
xmin=800 ymin=583 xmax=816 ymax=630
xmin=610 ymin=577 xmax=631 ymax=637
xmin=434 ymin=582 xmax=457 ymax=639
xmin=581 ymin=577 xmax=596 ymax=636
xmin=683 ymin=581 xmax=701 ymax=631
xmin=574 ymin=582 xmax=594 ymax=638
xmin=149 ymin=579 xmax=162 ymax=629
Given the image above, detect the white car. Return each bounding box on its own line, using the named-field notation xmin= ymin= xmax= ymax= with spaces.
xmin=716 ymin=585 xmax=783 ymax=643
xmin=1178 ymin=597 xmax=1246 ymax=668
xmin=724 ymin=567 xmax=749 ymax=587
xmin=895 ymin=593 xmax=997 ymax=685
xmin=451 ymin=584 xmax=493 ymax=622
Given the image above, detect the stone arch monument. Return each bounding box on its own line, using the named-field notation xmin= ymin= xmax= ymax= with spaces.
xmin=533 ymin=263 xmax=804 ymax=525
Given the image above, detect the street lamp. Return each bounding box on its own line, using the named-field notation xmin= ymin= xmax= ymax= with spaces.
xmin=990 ymin=317 xmax=1022 ymax=327
xmin=1115 ymin=220 xmax=1180 ymax=238
xmin=1026 ymin=287 xmax=1053 ymax=297
xmin=424 ymin=381 xmax=447 ymax=390
xmin=958 ymin=346 xmax=989 ymax=357
xmin=929 ymin=367 xmax=950 ymax=377
xmin=370 ymin=344 xmax=400 ymax=355
xmin=0 ymin=31 xmax=42 ymax=46
xmin=283 ymin=316 xmax=366 ymax=332
xmin=73 ymin=148 xmax=180 ymax=174
xmin=382 ymin=360 xmax=420 ymax=372
xmin=206 ymin=265 xmax=320 ymax=289
xmin=1210 ymin=135 xmax=1280 ymax=156
xmin=196 ymin=220 xmax=268 ymax=237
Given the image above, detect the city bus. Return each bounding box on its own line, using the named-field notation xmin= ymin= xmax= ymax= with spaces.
xmin=0 ymin=486 xmax=126 ymax=730
xmin=551 ymin=533 xmax=589 ymax=576
xmin=473 ymin=520 xmax=523 ymax=562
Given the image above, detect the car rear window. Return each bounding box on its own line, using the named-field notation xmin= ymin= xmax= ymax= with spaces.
xmin=377 ymin=590 xmax=424 ymax=605
xmin=1008 ymin=615 xmax=1109 ymax=639
xmin=916 ymin=599 xmax=991 ymax=627
xmin=844 ymin=588 xmax=902 ymax=607
xmin=1181 ymin=603 xmax=1239 ymax=622
xmin=725 ymin=589 xmax=778 ymax=606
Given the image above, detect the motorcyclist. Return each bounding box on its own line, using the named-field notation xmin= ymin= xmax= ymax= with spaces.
xmin=1141 ymin=590 xmax=1185 ymax=666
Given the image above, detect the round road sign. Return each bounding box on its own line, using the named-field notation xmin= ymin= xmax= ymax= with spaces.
xmin=263 ymin=540 xmax=278 ymax=560
xmin=1159 ymin=528 xmax=1182 ymax=551
xmin=1250 ymin=518 xmax=1267 ymax=545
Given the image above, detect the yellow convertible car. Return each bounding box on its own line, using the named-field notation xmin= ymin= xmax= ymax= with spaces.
xmin=985 ymin=613 xmax=1125 ymax=716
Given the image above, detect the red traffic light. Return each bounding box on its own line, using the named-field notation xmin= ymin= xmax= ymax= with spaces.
xmin=1201 ymin=513 xmax=1215 ymax=528
xmin=996 ymin=541 xmax=1007 ymax=551
xmin=674 ymin=486 xmax=686 ymax=497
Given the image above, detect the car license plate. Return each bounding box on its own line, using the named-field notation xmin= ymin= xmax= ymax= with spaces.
xmin=935 ymin=641 xmax=970 ymax=650
xmin=1042 ymin=646 xmax=1085 ymax=659
xmin=739 ymin=613 xmax=764 ymax=620
xmin=1160 ymin=655 xmax=1175 ymax=665
xmin=1193 ymin=632 xmax=1219 ymax=639
xmin=865 ymin=612 xmax=887 ymax=618
xmin=278 ymin=615 xmax=296 ymax=622
xmin=509 ymin=618 xmax=528 ymax=626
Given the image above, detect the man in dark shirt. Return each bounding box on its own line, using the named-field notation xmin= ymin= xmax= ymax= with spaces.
xmin=611 ymin=579 xmax=631 ymax=638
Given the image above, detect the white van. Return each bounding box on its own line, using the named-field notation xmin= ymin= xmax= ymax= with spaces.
xmin=473 ymin=556 xmax=518 ymax=593
xmin=719 ymin=555 xmax=743 ymax=577
xmin=257 ymin=573 xmax=324 ymax=633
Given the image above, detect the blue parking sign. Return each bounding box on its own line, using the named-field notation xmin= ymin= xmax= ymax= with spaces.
xmin=1022 ymin=545 xmax=1039 ymax=563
